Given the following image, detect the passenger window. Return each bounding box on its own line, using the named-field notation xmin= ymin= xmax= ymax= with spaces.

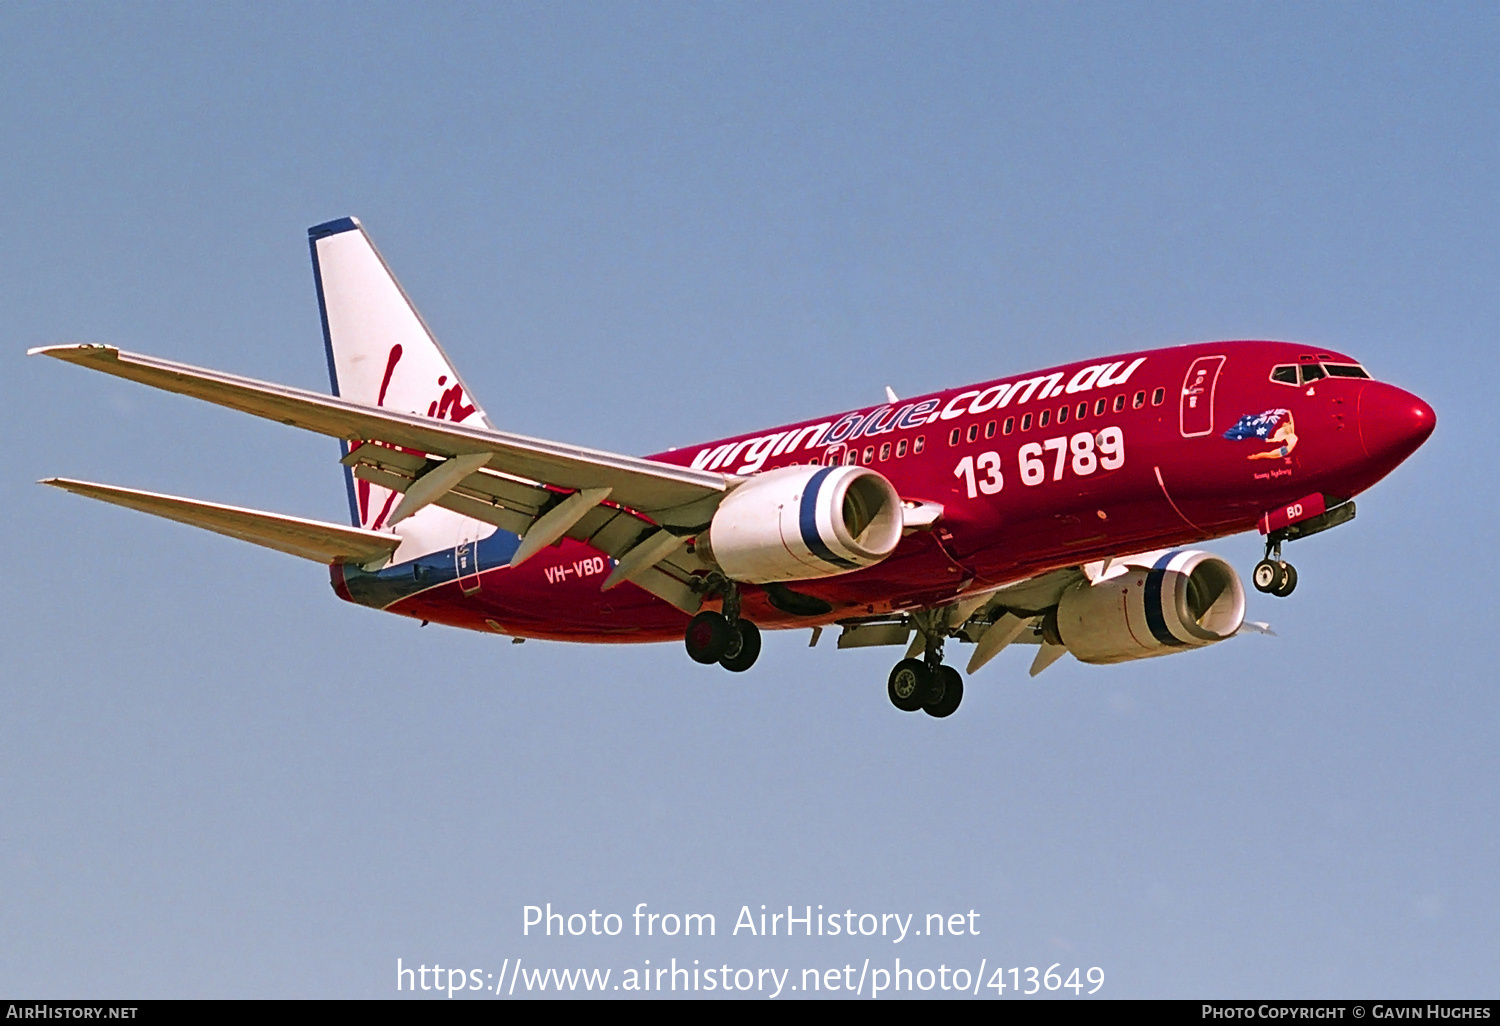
xmin=1057 ymin=405 xmax=1069 ymax=424
xmin=1152 ymin=387 xmax=1165 ymax=406
xmin=1132 ymin=390 xmax=1145 ymax=408
xmin=1039 ymin=409 xmax=1051 ymax=428
xmin=879 ymin=442 xmax=891 ymax=461
xmin=949 ymin=428 xmax=960 ymax=446
xmin=1113 ymin=394 xmax=1125 ymax=412
xmin=1076 ymin=402 xmax=1088 ymax=419
xmin=1002 ymin=417 xmax=1015 ymax=435
xmin=1095 ymin=398 xmax=1107 ymax=416
xmin=1270 ymin=365 xmax=1298 ymax=385
xmin=966 ymin=424 xmax=979 ymax=443
xmin=863 ymin=446 xmax=875 ymax=464
xmin=844 ymin=450 xmax=859 ymax=465
xmin=914 ymin=436 xmax=925 ymax=454
xmin=985 ymin=420 xmax=996 ymax=438
xmin=1324 ymin=364 xmax=1370 ymax=379
xmin=1021 ymin=413 xmax=1033 ymax=431
xmin=897 ymin=438 xmax=908 ymax=458
xmin=1300 ymin=364 xmax=1326 ymax=384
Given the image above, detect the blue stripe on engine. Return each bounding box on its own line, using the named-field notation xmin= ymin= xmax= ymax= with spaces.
xmin=799 ymin=467 xmax=860 ymax=570
xmin=1143 ymin=551 xmax=1186 ymax=647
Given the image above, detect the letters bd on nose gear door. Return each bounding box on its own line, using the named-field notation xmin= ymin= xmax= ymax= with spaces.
xmin=1180 ymin=355 xmax=1226 ymax=438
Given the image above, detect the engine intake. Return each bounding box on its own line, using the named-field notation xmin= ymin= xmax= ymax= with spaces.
xmin=1056 ymin=549 xmax=1246 ymax=664
xmin=698 ymin=465 xmax=903 ymax=583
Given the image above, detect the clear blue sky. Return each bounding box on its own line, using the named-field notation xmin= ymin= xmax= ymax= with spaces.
xmin=2 ymin=2 xmax=1495 ymax=998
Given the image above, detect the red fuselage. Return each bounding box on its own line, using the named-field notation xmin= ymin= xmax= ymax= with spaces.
xmin=342 ymin=340 xmax=1434 ymax=640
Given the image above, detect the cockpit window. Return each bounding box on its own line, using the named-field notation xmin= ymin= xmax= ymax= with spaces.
xmin=1300 ymin=364 xmax=1326 ymax=383
xmin=1270 ymin=365 xmax=1298 ymax=385
xmin=1323 ymin=364 xmax=1370 ymax=379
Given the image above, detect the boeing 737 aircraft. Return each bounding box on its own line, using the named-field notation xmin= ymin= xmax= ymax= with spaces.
xmin=33 ymin=217 xmax=1435 ymax=717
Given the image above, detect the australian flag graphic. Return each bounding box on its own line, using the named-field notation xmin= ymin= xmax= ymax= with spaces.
xmin=1223 ymin=409 xmax=1290 ymax=441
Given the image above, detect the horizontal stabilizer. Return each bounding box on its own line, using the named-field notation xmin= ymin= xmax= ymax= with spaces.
xmin=41 ymin=478 xmax=401 ymax=566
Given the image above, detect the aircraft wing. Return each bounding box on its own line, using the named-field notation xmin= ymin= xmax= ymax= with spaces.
xmin=342 ymin=442 xmax=713 ymax=613
xmin=29 ymin=344 xmax=732 ymax=525
xmin=42 ymin=478 xmax=401 ymax=566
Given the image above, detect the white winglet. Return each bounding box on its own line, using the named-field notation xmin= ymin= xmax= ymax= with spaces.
xmin=885 ymin=386 xmax=899 ymax=404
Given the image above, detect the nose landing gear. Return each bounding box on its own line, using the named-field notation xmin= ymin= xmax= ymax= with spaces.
xmin=683 ymin=583 xmax=762 ymax=672
xmin=886 ymin=633 xmax=964 ymax=717
xmin=1253 ymin=537 xmax=1298 ymax=597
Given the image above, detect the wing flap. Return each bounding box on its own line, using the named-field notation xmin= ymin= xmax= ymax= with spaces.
xmin=42 ymin=478 xmax=400 ymax=566
xmin=346 ymin=457 xmax=711 ymax=610
xmin=31 ymin=344 xmax=730 ymax=520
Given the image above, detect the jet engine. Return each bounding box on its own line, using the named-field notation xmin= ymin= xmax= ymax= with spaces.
xmin=1054 ymin=549 xmax=1246 ymax=664
xmin=696 ymin=464 xmax=903 ymax=583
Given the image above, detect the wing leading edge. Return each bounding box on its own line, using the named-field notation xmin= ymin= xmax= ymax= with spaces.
xmin=28 ymin=344 xmax=732 ymax=526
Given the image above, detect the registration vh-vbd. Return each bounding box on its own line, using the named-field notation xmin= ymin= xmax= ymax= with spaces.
xmin=34 ymin=218 xmax=1435 ymax=718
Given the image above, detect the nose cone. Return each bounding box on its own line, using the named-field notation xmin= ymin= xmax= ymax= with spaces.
xmin=1357 ymin=383 xmax=1436 ymax=466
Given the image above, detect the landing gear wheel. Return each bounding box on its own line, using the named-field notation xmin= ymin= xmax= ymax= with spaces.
xmin=887 ymin=659 xmax=928 ymax=712
xmin=1272 ymin=562 xmax=1298 ymax=597
xmin=1253 ymin=559 xmax=1280 ymax=593
xmin=923 ymin=666 xmax=964 ymax=718
xmin=685 ymin=611 xmax=733 ymax=664
xmin=719 ymin=619 xmax=761 ymax=672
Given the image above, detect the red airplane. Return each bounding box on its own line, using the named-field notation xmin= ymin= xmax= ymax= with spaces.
xmin=33 ymin=217 xmax=1435 ymax=718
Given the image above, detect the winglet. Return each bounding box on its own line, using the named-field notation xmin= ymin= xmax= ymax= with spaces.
xmin=27 ymin=343 xmax=121 ymax=361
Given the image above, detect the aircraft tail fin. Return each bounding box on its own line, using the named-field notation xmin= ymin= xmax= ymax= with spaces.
xmin=308 ymin=217 xmax=494 ymax=547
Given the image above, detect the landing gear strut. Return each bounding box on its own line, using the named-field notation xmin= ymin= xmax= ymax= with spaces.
xmin=886 ymin=628 xmax=964 ymax=717
xmin=1253 ymin=535 xmax=1298 ymax=597
xmin=683 ymin=581 xmax=762 ymax=672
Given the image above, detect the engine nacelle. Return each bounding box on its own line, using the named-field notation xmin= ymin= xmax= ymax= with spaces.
xmin=1056 ymin=549 xmax=1246 ymax=664
xmin=697 ymin=464 xmax=903 ymax=583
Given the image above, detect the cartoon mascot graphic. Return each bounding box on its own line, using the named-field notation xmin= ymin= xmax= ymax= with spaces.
xmin=1223 ymin=408 xmax=1298 ymax=459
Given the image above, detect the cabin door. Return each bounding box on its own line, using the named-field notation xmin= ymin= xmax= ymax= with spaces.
xmin=455 ymin=520 xmax=483 ymax=595
xmin=1179 ymin=355 xmax=1226 ymax=438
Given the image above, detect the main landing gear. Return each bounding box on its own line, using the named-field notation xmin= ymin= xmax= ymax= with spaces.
xmin=683 ymin=583 xmax=761 ymax=672
xmin=887 ymin=635 xmax=963 ymax=718
xmin=1252 ymin=536 xmax=1298 ymax=597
